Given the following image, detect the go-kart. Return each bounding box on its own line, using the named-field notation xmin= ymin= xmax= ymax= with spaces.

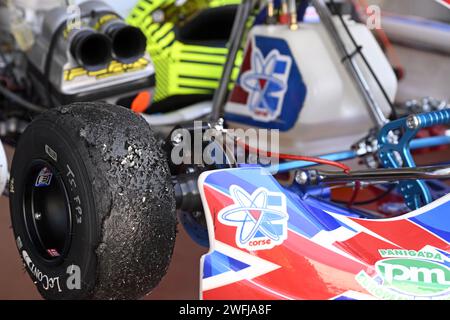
xmin=1 ymin=0 xmax=449 ymax=300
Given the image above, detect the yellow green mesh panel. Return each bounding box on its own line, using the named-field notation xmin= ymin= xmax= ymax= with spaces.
xmin=127 ymin=0 xmax=242 ymax=102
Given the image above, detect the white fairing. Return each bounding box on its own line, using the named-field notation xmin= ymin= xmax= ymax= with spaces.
xmin=226 ymin=18 xmax=398 ymax=155
xmin=0 ymin=143 xmax=8 ymax=195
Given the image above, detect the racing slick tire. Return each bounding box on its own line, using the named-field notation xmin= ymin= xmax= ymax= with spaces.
xmin=9 ymin=102 xmax=177 ymax=299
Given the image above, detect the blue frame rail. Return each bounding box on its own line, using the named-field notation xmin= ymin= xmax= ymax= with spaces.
xmin=271 ymin=134 xmax=450 ymax=173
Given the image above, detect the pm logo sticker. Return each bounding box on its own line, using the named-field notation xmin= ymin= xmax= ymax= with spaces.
xmin=218 ymin=185 xmax=289 ymax=251
xmin=356 ymin=248 xmax=450 ymax=299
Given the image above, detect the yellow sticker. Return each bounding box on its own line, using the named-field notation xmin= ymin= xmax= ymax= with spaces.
xmin=64 ymin=58 xmax=149 ymax=81
xmin=93 ymin=14 xmax=120 ymax=30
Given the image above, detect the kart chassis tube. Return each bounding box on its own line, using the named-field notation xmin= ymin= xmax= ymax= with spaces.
xmin=274 ymin=135 xmax=450 ymax=172
xmin=301 ymin=164 xmax=450 ymax=185
xmin=210 ymin=0 xmax=255 ymax=122
xmin=171 ymin=134 xmax=450 ymax=209
xmin=172 ymin=135 xmax=450 ymax=211
xmin=312 ymin=0 xmax=388 ymax=127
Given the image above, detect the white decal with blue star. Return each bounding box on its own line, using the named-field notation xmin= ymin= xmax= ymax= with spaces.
xmin=240 ymin=48 xmax=292 ymax=122
xmin=226 ymin=36 xmax=306 ymax=131
xmin=218 ymin=185 xmax=289 ymax=251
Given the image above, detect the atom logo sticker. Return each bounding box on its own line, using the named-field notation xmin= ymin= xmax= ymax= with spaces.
xmin=218 ymin=185 xmax=289 ymax=251
xmin=240 ymin=47 xmax=292 ymax=122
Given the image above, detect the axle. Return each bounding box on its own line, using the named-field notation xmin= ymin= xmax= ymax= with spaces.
xmin=296 ymin=165 xmax=450 ymax=185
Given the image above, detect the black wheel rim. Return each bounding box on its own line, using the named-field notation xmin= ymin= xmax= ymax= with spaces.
xmin=22 ymin=160 xmax=72 ymax=263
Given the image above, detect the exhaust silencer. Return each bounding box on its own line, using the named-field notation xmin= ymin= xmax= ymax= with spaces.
xmin=101 ymin=21 xmax=147 ymax=64
xmin=69 ymin=29 xmax=112 ymax=72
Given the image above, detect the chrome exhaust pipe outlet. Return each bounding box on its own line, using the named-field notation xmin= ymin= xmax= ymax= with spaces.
xmin=102 ymin=21 xmax=147 ymax=64
xmin=69 ymin=29 xmax=112 ymax=71
xmin=78 ymin=1 xmax=147 ymax=64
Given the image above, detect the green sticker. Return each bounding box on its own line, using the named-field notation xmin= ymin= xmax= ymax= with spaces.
xmin=356 ymin=249 xmax=450 ymax=300
xmin=375 ymin=258 xmax=450 ymax=296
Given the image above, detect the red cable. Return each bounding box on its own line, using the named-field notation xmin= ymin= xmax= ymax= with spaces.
xmin=347 ymin=181 xmax=361 ymax=207
xmin=236 ymin=139 xmax=356 ymax=206
xmin=237 ymin=139 xmax=351 ymax=173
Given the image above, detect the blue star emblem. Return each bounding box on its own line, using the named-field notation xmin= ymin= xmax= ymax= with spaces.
xmin=240 ymin=47 xmax=292 ymax=122
xmin=219 ymin=185 xmax=289 ymax=250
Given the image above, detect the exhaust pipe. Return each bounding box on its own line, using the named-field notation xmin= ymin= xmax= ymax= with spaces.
xmin=69 ymin=29 xmax=112 ymax=71
xmin=78 ymin=1 xmax=147 ymax=64
xmin=101 ymin=21 xmax=147 ymax=64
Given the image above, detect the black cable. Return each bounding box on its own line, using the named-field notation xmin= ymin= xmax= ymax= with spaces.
xmin=333 ymin=184 xmax=396 ymax=205
xmin=0 ymin=82 xmax=46 ymax=113
xmin=329 ymin=0 xmax=399 ymax=120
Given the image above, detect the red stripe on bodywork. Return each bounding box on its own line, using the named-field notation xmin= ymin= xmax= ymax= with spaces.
xmin=348 ymin=217 xmax=449 ymax=251
xmin=203 ymin=185 xmax=237 ymax=247
xmin=334 ymin=232 xmax=400 ymax=265
xmin=203 ymin=281 xmax=288 ymax=300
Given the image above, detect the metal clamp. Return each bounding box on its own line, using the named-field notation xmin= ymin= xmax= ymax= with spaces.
xmin=378 ymin=109 xmax=450 ymax=210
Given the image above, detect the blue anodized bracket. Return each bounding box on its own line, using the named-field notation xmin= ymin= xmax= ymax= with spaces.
xmin=378 ymin=109 xmax=450 ymax=210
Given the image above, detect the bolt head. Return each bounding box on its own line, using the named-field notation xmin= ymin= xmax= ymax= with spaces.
xmin=406 ymin=115 xmax=420 ymax=129
xmin=152 ymin=10 xmax=165 ymax=23
xmin=295 ymin=171 xmax=308 ymax=185
xmin=34 ymin=212 xmax=42 ymax=220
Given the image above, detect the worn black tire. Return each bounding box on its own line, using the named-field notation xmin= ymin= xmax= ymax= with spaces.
xmin=9 ymin=102 xmax=177 ymax=299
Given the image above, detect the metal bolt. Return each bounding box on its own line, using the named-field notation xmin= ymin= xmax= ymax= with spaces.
xmin=295 ymin=171 xmax=309 ymax=185
xmin=406 ymin=115 xmax=420 ymax=129
xmin=34 ymin=212 xmax=42 ymax=220
xmin=152 ymin=9 xmax=164 ymax=23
